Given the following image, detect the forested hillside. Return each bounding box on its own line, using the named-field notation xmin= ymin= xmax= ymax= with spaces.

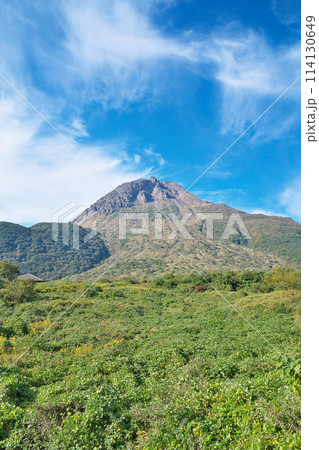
xmin=0 ymin=222 xmax=109 ymax=280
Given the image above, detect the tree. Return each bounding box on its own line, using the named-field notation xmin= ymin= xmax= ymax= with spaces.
xmin=0 ymin=261 xmax=20 ymax=281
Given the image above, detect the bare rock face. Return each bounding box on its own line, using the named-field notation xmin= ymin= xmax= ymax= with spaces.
xmin=74 ymin=177 xmax=207 ymax=224
xmin=137 ymin=191 xmax=154 ymax=203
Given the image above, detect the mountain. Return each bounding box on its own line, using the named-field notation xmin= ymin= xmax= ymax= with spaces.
xmin=74 ymin=177 xmax=208 ymax=225
xmin=72 ymin=177 xmax=301 ymax=279
xmin=0 ymin=178 xmax=300 ymax=280
xmin=0 ymin=222 xmax=109 ymax=280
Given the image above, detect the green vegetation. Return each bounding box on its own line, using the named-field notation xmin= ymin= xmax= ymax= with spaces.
xmin=75 ymin=177 xmax=301 ymax=276
xmin=244 ymin=218 xmax=301 ymax=267
xmin=0 ymin=222 xmax=110 ymax=280
xmin=153 ymin=268 xmax=300 ymax=293
xmin=0 ymin=279 xmax=37 ymax=306
xmin=0 ymin=269 xmax=300 ymax=448
xmin=0 ymin=261 xmax=20 ymax=282
xmin=0 ymin=261 xmax=37 ymax=307
xmin=0 ymin=208 xmax=301 ymax=282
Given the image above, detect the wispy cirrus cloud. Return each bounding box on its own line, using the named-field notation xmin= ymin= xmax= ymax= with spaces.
xmin=61 ymin=3 xmax=300 ymax=122
xmin=0 ymin=95 xmax=153 ymax=224
xmin=0 ymin=1 xmax=300 ymax=121
xmin=55 ymin=0 xmax=199 ymax=108
xmin=0 ymin=0 xmax=300 ymax=224
xmin=202 ymin=28 xmax=300 ymax=133
xmin=144 ymin=146 xmax=166 ymax=167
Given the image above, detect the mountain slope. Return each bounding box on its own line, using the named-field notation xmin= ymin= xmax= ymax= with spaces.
xmin=0 ymin=222 xmax=109 ymax=280
xmin=0 ymin=178 xmax=300 ymax=280
xmin=73 ymin=177 xmax=300 ymax=279
xmin=74 ymin=176 xmax=209 ymax=222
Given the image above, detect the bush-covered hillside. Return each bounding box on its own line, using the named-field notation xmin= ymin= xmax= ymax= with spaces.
xmin=243 ymin=217 xmax=301 ymax=266
xmin=0 ymin=222 xmax=109 ymax=280
xmin=0 ymin=270 xmax=300 ymax=448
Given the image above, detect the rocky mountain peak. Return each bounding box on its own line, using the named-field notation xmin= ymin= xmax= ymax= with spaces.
xmin=74 ymin=177 xmax=207 ymax=223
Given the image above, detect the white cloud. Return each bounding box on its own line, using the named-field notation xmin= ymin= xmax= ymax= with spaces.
xmin=71 ymin=119 xmax=89 ymax=137
xmin=60 ymin=4 xmax=300 ymax=121
xmin=64 ymin=1 xmax=196 ymax=66
xmin=55 ymin=0 xmax=199 ymax=108
xmin=0 ymin=1 xmax=301 ymax=224
xmin=206 ymin=30 xmax=300 ymax=94
xmin=279 ymin=177 xmax=301 ymax=220
xmin=0 ymin=94 xmax=147 ymax=224
xmin=203 ymin=29 xmax=300 ymax=132
xmin=0 ymin=1 xmax=300 ymax=123
xmin=144 ymin=146 xmax=166 ymax=166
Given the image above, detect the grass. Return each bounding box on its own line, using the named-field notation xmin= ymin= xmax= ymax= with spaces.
xmin=0 ymin=275 xmax=300 ymax=449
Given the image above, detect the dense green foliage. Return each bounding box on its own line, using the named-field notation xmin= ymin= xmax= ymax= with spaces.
xmin=0 ymin=261 xmax=20 ymax=282
xmin=153 ymin=268 xmax=301 ymax=293
xmin=0 ymin=261 xmax=37 ymax=306
xmin=0 ymin=271 xmax=300 ymax=448
xmin=0 ymin=279 xmax=37 ymax=306
xmin=0 ymin=222 xmax=109 ymax=280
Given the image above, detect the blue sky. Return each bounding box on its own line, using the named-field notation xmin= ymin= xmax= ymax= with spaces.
xmin=0 ymin=0 xmax=300 ymax=224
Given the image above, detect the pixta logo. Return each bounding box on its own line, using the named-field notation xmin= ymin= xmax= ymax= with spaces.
xmin=118 ymin=212 xmax=251 ymax=240
xmin=52 ymin=203 xmax=97 ymax=249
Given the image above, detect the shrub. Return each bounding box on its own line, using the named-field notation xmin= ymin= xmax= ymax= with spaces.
xmin=0 ymin=374 xmax=35 ymax=405
xmin=270 ymin=267 xmax=301 ymax=290
xmin=223 ymin=271 xmax=243 ymax=291
xmin=119 ymin=276 xmax=138 ymax=285
xmin=0 ymin=273 xmax=300 ymax=447
xmin=0 ymin=318 xmax=28 ymax=337
xmin=153 ymin=273 xmax=177 ymax=288
xmin=0 ymin=279 xmax=37 ymax=306
xmin=86 ymin=286 xmax=102 ymax=298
